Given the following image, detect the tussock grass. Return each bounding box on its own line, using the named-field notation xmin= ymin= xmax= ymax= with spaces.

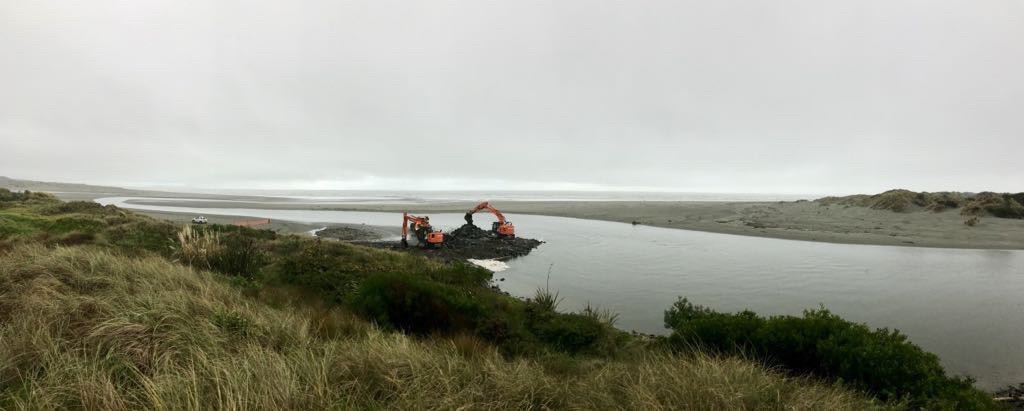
xmin=175 ymin=224 xmax=222 ymax=268
xmin=0 ymin=245 xmax=885 ymax=410
xmin=818 ymin=189 xmax=967 ymax=213
xmin=532 ymin=287 xmax=562 ymax=312
xmin=582 ymin=302 xmax=620 ymax=327
xmin=961 ymin=192 xmax=1024 ymax=219
xmin=818 ymin=189 xmax=1024 ymax=219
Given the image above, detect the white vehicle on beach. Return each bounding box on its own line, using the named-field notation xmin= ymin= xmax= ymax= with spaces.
xmin=191 ymin=216 xmax=208 ymax=224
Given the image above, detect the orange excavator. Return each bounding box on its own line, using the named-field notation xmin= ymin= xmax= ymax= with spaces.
xmin=401 ymin=212 xmax=444 ymax=248
xmin=465 ymin=201 xmax=515 ymax=237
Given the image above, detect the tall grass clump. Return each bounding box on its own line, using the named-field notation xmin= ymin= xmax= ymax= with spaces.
xmin=581 ymin=302 xmax=620 ymax=327
xmin=532 ymin=287 xmax=563 ymax=312
xmin=0 ymin=245 xmax=887 ymax=410
xmin=176 ymin=224 xmax=222 ymax=268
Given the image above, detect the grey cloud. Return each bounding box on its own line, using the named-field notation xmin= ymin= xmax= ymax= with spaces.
xmin=2 ymin=0 xmax=1022 ymax=194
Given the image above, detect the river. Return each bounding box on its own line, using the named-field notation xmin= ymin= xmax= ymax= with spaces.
xmin=97 ymin=197 xmax=1024 ymax=390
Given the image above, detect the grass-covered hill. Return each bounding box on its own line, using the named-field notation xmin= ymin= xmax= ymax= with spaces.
xmin=0 ymin=189 xmax=1002 ymax=409
xmin=819 ymin=189 xmax=1024 ymax=218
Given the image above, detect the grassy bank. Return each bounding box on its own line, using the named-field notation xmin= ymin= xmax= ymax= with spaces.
xmin=819 ymin=189 xmax=1024 ymax=218
xmin=0 ymin=189 xmax=1002 ymax=409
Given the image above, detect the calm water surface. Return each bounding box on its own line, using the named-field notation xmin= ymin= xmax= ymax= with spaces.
xmin=99 ymin=197 xmax=1024 ymax=390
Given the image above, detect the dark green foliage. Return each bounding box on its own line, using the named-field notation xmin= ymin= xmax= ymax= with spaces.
xmin=212 ymin=310 xmax=253 ymax=338
xmin=207 ymin=223 xmax=278 ymax=241
xmin=40 ymin=201 xmax=110 ymax=216
xmin=49 ymin=231 xmax=96 ymax=246
xmin=664 ymin=298 xmax=997 ymax=409
xmin=210 ymin=235 xmax=267 ymax=279
xmin=272 ymin=239 xmax=366 ymax=303
xmin=275 ymin=238 xmax=618 ymax=356
xmin=986 ymin=195 xmax=1024 ymax=219
xmin=272 ymin=239 xmax=492 ymax=302
xmin=105 ymin=220 xmax=178 ymax=255
xmin=347 ymin=271 xmax=619 ymax=357
xmin=526 ymin=308 xmax=606 ymax=354
xmin=48 ymin=216 xmax=107 ymax=234
xmin=961 ymin=192 xmax=1024 ymax=219
xmin=352 ymin=272 xmax=487 ymax=335
xmin=0 ymin=188 xmax=35 ymax=203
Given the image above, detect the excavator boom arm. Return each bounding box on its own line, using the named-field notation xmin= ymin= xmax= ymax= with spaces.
xmin=465 ymin=201 xmax=506 ymax=224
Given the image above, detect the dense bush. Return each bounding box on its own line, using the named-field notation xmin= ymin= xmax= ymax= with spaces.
xmin=526 ymin=308 xmax=606 ymax=354
xmin=986 ymin=196 xmax=1024 ymax=219
xmin=40 ymin=200 xmax=110 ymax=215
xmin=348 ymin=271 xmax=622 ymax=357
xmin=106 ymin=220 xmax=178 ymax=255
xmin=351 ymin=272 xmax=488 ymax=335
xmin=664 ymin=298 xmax=996 ymax=409
xmin=0 ymin=188 xmax=31 ymax=202
xmin=962 ymin=192 xmax=1024 ymax=219
xmin=210 ymin=234 xmax=267 ymax=279
xmin=273 ymin=239 xmax=491 ymax=302
xmin=272 ymin=239 xmax=370 ymax=303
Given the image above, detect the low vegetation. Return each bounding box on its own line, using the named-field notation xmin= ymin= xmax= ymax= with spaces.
xmin=665 ymin=299 xmax=998 ymax=409
xmin=0 ymin=188 xmax=1003 ymax=409
xmin=818 ymin=189 xmax=1024 ymax=218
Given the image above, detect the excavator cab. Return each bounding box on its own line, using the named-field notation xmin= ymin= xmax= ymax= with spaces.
xmin=424 ymin=231 xmax=444 ymax=246
xmin=401 ymin=213 xmax=444 ymax=248
xmin=492 ymin=221 xmax=515 ymax=237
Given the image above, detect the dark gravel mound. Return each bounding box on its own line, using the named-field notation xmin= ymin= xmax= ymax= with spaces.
xmin=442 ymin=224 xmax=542 ymax=259
xmin=361 ymin=224 xmax=542 ymax=263
xmin=448 ymin=223 xmax=495 ymax=240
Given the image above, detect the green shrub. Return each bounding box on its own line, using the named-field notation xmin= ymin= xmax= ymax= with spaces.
xmin=273 ymin=239 xmax=367 ymax=302
xmin=987 ymin=196 xmax=1024 ymax=219
xmin=273 ymin=239 xmax=491 ymax=302
xmin=532 ymin=287 xmax=563 ymax=312
xmin=210 ymin=234 xmax=267 ymax=279
xmin=0 ymin=188 xmax=31 ymax=202
xmin=49 ymin=231 xmax=96 ymax=246
xmin=664 ymin=298 xmax=996 ymax=409
xmin=208 ymin=223 xmax=279 ymax=241
xmin=351 ymin=272 xmax=487 ymax=335
xmin=962 ymin=192 xmax=1024 ymax=219
xmin=105 ymin=220 xmax=178 ymax=255
xmin=48 ymin=216 xmax=106 ymax=234
xmin=40 ymin=201 xmax=109 ymax=215
xmin=423 ymin=261 xmax=492 ymax=288
xmin=212 ymin=310 xmax=254 ymax=338
xmin=1010 ymin=193 xmax=1024 ymax=206
xmin=526 ymin=308 xmax=606 ymax=354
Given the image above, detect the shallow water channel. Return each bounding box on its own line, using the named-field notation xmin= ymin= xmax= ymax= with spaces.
xmin=98 ymin=197 xmax=1024 ymax=390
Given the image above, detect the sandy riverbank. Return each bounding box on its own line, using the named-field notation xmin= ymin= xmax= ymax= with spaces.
xmin=118 ymin=197 xmax=1024 ymax=250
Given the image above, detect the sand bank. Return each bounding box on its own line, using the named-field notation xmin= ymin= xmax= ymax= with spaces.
xmin=119 ymin=198 xmax=1024 ymax=250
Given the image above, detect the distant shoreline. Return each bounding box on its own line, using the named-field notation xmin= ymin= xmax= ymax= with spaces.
xmin=5 ymin=178 xmax=1022 ymax=250
xmin=113 ymin=196 xmax=1024 ymax=251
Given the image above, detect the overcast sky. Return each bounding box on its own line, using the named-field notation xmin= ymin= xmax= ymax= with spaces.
xmin=2 ymin=0 xmax=1022 ymax=194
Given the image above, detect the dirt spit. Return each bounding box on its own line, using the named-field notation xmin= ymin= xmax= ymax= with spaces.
xmin=361 ymin=223 xmax=542 ymax=263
